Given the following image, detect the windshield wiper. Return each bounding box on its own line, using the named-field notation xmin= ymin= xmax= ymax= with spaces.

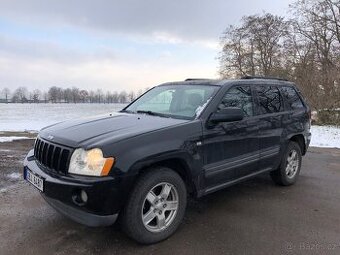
xmin=120 ymin=109 xmax=134 ymax=113
xmin=136 ymin=110 xmax=169 ymax=118
xmin=136 ymin=110 xmax=159 ymax=115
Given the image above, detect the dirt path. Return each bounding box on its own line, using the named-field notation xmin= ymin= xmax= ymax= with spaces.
xmin=0 ymin=136 xmax=35 ymax=189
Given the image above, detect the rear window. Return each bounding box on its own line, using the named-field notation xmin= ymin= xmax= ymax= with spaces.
xmin=279 ymin=86 xmax=304 ymax=110
xmin=256 ymin=86 xmax=283 ymax=114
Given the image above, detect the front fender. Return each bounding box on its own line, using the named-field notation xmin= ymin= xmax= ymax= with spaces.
xmin=103 ymin=121 xmax=204 ymax=192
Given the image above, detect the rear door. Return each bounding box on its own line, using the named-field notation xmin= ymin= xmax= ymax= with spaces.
xmin=254 ymin=85 xmax=285 ymax=171
xmin=279 ymin=85 xmax=310 ymax=145
xmin=202 ymin=85 xmax=259 ymax=190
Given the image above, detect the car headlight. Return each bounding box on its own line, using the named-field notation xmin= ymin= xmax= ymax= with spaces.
xmin=68 ymin=148 xmax=115 ymax=176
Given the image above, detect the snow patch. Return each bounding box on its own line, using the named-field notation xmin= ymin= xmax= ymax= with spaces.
xmin=0 ymin=149 xmax=11 ymax=152
xmin=0 ymin=137 xmax=31 ymax=143
xmin=195 ymin=97 xmax=212 ymax=117
xmin=0 ymin=188 xmax=7 ymax=193
xmin=7 ymin=172 xmax=22 ymax=180
xmin=310 ymin=126 xmax=340 ymax=148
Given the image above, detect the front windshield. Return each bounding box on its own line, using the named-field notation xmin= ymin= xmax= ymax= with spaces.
xmin=123 ymin=84 xmax=219 ymax=120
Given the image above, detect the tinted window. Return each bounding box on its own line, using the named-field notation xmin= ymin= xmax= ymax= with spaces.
xmin=256 ymin=86 xmax=283 ymax=114
xmin=218 ymin=86 xmax=253 ymax=117
xmin=280 ymin=86 xmax=304 ymax=110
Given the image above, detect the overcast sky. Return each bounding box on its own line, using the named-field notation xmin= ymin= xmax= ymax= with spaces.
xmin=0 ymin=0 xmax=293 ymax=92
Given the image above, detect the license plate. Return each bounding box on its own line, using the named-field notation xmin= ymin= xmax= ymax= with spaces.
xmin=25 ymin=168 xmax=44 ymax=192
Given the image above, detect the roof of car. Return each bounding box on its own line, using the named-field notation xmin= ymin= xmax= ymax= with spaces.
xmin=160 ymin=77 xmax=296 ymax=87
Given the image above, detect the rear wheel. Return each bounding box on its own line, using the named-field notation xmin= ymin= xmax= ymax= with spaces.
xmin=121 ymin=167 xmax=187 ymax=244
xmin=270 ymin=141 xmax=302 ymax=186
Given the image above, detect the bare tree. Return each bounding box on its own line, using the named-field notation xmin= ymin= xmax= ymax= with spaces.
xmin=43 ymin=92 xmax=48 ymax=103
xmin=32 ymin=89 xmax=41 ymax=103
xmin=48 ymin=86 xmax=63 ymax=103
xmin=12 ymin=87 xmax=28 ymax=103
xmin=137 ymin=89 xmax=144 ymax=98
xmin=96 ymin=89 xmax=103 ymax=103
xmin=63 ymin=88 xmax=72 ymax=103
xmin=2 ymin=85 xmax=142 ymax=105
xmin=118 ymin=91 xmax=127 ymax=103
xmin=219 ymin=13 xmax=288 ymax=78
xmin=290 ymin=0 xmax=340 ymax=110
xmin=106 ymin=91 xmax=113 ymax=103
xmin=88 ymin=90 xmax=95 ymax=103
xmin=303 ymin=0 xmax=340 ymax=44
xmin=219 ymin=3 xmax=340 ymax=115
xmin=71 ymin=87 xmax=80 ymax=103
xmin=1 ymin=88 xmax=10 ymax=103
xmin=128 ymin=90 xmax=135 ymax=102
xmin=79 ymin=90 xmax=88 ymax=103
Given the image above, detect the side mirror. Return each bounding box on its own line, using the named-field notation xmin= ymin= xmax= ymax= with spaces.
xmin=209 ymin=107 xmax=244 ymax=123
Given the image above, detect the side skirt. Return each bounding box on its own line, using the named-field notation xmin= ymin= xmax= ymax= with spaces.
xmin=203 ymin=167 xmax=272 ymax=195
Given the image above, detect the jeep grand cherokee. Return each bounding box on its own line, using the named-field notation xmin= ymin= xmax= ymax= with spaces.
xmin=23 ymin=76 xmax=311 ymax=244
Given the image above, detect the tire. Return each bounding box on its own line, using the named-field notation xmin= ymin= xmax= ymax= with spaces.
xmin=270 ymin=141 xmax=302 ymax=186
xmin=121 ymin=167 xmax=187 ymax=244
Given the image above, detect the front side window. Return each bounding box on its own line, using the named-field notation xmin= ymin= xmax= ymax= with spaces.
xmin=280 ymin=86 xmax=304 ymax=110
xmin=256 ymin=86 xmax=283 ymax=114
xmin=218 ymin=86 xmax=253 ymax=117
xmin=123 ymin=85 xmax=219 ymax=119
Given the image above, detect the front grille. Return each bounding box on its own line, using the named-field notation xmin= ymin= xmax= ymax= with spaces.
xmin=34 ymin=137 xmax=72 ymax=174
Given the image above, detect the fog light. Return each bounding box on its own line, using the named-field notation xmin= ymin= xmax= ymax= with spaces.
xmin=72 ymin=189 xmax=88 ymax=206
xmin=80 ymin=190 xmax=88 ymax=203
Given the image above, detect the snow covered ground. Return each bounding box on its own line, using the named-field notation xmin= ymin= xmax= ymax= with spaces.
xmin=0 ymin=136 xmax=32 ymax=143
xmin=310 ymin=125 xmax=340 ymax=148
xmin=6 ymin=172 xmax=21 ymax=180
xmin=0 ymin=103 xmax=126 ymax=132
xmin=0 ymin=104 xmax=339 ymax=148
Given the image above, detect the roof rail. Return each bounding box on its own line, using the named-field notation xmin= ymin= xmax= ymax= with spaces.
xmin=185 ymin=78 xmax=213 ymax=81
xmin=241 ymin=75 xmax=288 ymax=81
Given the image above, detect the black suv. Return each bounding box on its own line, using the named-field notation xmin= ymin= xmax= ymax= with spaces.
xmin=23 ymin=77 xmax=311 ymax=244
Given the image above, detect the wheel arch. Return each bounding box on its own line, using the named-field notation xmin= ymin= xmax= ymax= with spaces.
xmin=289 ymin=134 xmax=306 ymax=155
xmin=129 ymin=154 xmax=198 ymax=196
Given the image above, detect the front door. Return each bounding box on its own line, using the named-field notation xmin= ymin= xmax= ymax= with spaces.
xmin=202 ymin=85 xmax=259 ymax=191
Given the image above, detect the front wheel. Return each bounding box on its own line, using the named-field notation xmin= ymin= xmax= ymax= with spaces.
xmin=270 ymin=141 xmax=302 ymax=186
xmin=121 ymin=167 xmax=187 ymax=244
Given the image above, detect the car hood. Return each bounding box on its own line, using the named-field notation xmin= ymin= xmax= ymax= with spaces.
xmin=39 ymin=112 xmax=189 ymax=148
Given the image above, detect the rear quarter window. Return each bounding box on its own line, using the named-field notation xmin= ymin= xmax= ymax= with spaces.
xmin=279 ymin=86 xmax=304 ymax=110
xmin=255 ymin=86 xmax=283 ymax=114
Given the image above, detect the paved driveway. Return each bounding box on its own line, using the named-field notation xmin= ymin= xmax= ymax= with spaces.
xmin=1 ymin=141 xmax=339 ymax=255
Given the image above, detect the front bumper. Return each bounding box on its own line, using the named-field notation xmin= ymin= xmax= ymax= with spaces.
xmin=23 ymin=149 xmax=133 ymax=227
xmin=42 ymin=195 xmax=118 ymax=227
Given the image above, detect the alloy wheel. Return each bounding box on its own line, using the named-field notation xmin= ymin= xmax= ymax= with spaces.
xmin=141 ymin=182 xmax=179 ymax=233
xmin=285 ymin=149 xmax=300 ymax=178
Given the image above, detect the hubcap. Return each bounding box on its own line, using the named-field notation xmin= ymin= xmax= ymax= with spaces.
xmin=141 ymin=182 xmax=179 ymax=233
xmin=285 ymin=149 xmax=299 ymax=178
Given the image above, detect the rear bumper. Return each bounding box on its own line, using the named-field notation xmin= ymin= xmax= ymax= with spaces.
xmin=305 ymin=131 xmax=312 ymax=152
xmin=23 ymin=149 xmax=134 ymax=227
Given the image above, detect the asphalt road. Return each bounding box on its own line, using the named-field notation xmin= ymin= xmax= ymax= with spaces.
xmin=1 ymin=140 xmax=340 ymax=255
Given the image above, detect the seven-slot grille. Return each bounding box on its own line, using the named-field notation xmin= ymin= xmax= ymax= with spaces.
xmin=34 ymin=137 xmax=72 ymax=174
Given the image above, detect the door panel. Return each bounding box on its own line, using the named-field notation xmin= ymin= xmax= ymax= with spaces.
xmin=202 ymin=85 xmax=259 ymax=188
xmin=257 ymin=114 xmax=282 ymax=170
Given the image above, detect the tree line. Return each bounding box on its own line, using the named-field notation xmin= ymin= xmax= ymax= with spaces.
xmin=0 ymin=86 xmax=147 ymax=104
xmin=219 ymin=0 xmax=340 ymax=112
